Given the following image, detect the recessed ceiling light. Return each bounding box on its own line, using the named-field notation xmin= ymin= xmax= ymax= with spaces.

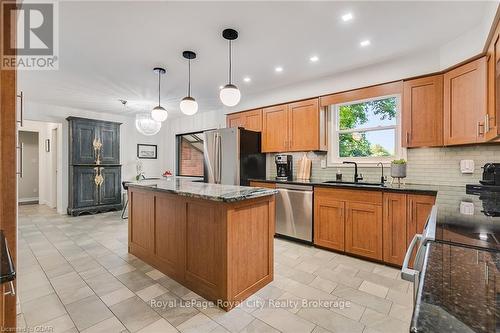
xmin=342 ymin=13 xmax=353 ymax=22
xmin=360 ymin=40 xmax=371 ymax=47
xmin=243 ymin=76 xmax=251 ymax=83
xmin=309 ymin=56 xmax=319 ymax=63
xmin=275 ymin=66 xmax=283 ymax=73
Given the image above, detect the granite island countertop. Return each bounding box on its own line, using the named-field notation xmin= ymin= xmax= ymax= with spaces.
xmin=127 ymin=177 xmax=277 ymax=202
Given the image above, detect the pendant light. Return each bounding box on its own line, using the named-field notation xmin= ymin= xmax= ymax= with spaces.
xmin=180 ymin=51 xmax=198 ymax=115
xmin=135 ymin=112 xmax=161 ymax=136
xmin=219 ymin=28 xmax=241 ymax=107
xmin=151 ymin=67 xmax=168 ymax=122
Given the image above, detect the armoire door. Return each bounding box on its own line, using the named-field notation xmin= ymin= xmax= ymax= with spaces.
xmin=72 ymin=166 xmax=99 ymax=208
xmin=99 ymin=167 xmax=122 ymax=205
xmin=99 ymin=123 xmax=120 ymax=164
xmin=69 ymin=118 xmax=98 ymax=165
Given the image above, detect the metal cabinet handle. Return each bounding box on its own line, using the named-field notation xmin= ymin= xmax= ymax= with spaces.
xmin=485 ymin=114 xmax=490 ymax=133
xmin=4 ymin=281 xmax=15 ymax=296
xmin=401 ymin=233 xmax=422 ymax=282
xmin=16 ymin=143 xmax=23 ymax=178
xmin=477 ymin=121 xmax=485 ymax=137
xmin=16 ymin=91 xmax=23 ymax=127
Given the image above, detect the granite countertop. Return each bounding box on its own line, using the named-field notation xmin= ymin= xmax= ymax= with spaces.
xmin=412 ymin=241 xmax=499 ymax=333
xmin=127 ymin=177 xmax=277 ymax=202
xmin=0 ymin=231 xmax=15 ymax=284
xmin=249 ymin=177 xmax=440 ymax=195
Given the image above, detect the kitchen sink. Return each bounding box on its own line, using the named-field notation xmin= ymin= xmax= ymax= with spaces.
xmin=322 ymin=180 xmax=385 ymax=187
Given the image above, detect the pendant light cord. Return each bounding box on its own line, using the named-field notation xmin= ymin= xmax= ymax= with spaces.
xmin=228 ymin=40 xmax=232 ymax=85
xmin=157 ymin=71 xmax=161 ymax=106
xmin=188 ymin=59 xmax=191 ymax=97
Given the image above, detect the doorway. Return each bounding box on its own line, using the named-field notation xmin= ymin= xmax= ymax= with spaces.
xmin=18 ymin=131 xmax=39 ymax=205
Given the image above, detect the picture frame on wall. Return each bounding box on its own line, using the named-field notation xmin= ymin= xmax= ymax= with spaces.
xmin=137 ymin=144 xmax=157 ymax=159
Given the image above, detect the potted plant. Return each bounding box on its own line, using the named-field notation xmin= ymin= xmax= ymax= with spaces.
xmin=390 ymin=159 xmax=407 ymax=179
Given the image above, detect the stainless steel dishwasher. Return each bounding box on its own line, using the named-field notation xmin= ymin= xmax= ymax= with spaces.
xmin=275 ymin=183 xmax=313 ymax=243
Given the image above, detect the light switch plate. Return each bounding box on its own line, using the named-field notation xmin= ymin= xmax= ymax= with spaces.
xmin=460 ymin=160 xmax=474 ymax=174
xmin=460 ymin=201 xmax=474 ymax=215
xmin=320 ymin=159 xmax=327 ymax=169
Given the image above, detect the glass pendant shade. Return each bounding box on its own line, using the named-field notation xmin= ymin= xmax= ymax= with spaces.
xmin=220 ymin=84 xmax=241 ymax=107
xmin=135 ymin=113 xmax=161 ymax=136
xmin=180 ymin=97 xmax=198 ymax=115
xmin=151 ymin=105 xmax=168 ymax=122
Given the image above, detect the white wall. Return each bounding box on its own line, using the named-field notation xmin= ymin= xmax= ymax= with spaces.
xmin=24 ymin=102 xmax=166 ymax=213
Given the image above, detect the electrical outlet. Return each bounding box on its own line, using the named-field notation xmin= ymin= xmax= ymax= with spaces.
xmin=320 ymin=159 xmax=327 ymax=169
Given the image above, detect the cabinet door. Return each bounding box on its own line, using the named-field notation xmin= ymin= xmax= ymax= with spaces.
xmin=262 ymin=104 xmax=289 ymax=152
xmin=129 ymin=189 xmax=154 ymax=253
xmin=345 ymin=202 xmax=382 ymax=260
xmin=288 ymin=98 xmax=320 ymax=151
xmin=407 ymin=194 xmax=435 ymax=267
xmin=99 ymin=123 xmax=120 ymax=164
xmin=314 ymin=194 xmax=345 ymax=251
xmin=402 ymin=75 xmax=443 ymax=147
xmin=383 ymin=193 xmax=407 ymax=265
xmin=99 ymin=167 xmax=121 ymax=205
xmin=226 ymin=113 xmax=244 ymax=128
xmin=486 ymin=31 xmax=500 ymax=141
xmin=444 ymin=57 xmax=487 ymax=145
xmin=71 ymin=120 xmax=97 ymax=165
xmin=243 ymin=109 xmax=263 ymax=132
xmin=72 ymin=166 xmax=98 ymax=208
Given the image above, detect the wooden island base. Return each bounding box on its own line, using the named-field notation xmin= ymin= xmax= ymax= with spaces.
xmin=128 ymin=187 xmax=275 ymax=311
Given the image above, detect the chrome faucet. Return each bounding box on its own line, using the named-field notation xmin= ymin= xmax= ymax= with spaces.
xmin=377 ymin=162 xmax=387 ymax=185
xmin=343 ymin=161 xmax=363 ymax=183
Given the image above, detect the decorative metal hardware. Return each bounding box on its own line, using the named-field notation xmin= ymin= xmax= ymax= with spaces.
xmin=94 ymin=167 xmax=104 ymax=187
xmin=93 ymin=137 xmax=102 ymax=165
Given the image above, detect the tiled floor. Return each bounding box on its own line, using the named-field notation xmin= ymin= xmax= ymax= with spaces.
xmin=17 ymin=204 xmax=413 ymax=333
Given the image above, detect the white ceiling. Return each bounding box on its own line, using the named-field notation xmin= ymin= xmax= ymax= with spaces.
xmin=19 ymin=1 xmax=492 ymax=117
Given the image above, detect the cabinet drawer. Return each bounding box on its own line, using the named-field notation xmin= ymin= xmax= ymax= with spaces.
xmin=315 ymin=187 xmax=382 ymax=205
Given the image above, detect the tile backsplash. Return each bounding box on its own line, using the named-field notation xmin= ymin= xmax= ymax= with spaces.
xmin=266 ymin=144 xmax=500 ymax=186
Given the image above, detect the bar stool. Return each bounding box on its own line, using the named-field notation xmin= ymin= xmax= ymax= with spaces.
xmin=121 ymin=181 xmax=131 ymax=219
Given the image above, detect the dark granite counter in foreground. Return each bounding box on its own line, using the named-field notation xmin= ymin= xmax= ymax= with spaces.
xmin=413 ymin=242 xmax=499 ymax=333
xmin=127 ymin=177 xmax=277 ymax=202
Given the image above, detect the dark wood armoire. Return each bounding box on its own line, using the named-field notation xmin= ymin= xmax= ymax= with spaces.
xmin=67 ymin=117 xmax=122 ymax=216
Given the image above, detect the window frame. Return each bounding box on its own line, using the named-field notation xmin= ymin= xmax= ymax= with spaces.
xmin=175 ymin=130 xmax=207 ymax=177
xmin=327 ymin=93 xmax=406 ymax=167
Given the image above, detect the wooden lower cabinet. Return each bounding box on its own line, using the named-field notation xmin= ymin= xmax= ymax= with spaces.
xmin=314 ymin=187 xmax=435 ymax=266
xmin=249 ymin=181 xmax=276 ymax=189
xmin=383 ymin=193 xmax=408 ymax=265
xmin=314 ymin=188 xmax=382 ymax=260
xmin=314 ymin=193 xmax=345 ymax=251
xmin=345 ymin=202 xmax=383 ymax=260
xmin=128 ymin=187 xmax=275 ymax=310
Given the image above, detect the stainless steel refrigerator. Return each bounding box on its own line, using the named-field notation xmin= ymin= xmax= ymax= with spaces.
xmin=203 ymin=128 xmax=266 ymax=186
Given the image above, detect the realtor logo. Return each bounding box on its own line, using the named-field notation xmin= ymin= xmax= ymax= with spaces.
xmin=1 ymin=0 xmax=59 ymax=70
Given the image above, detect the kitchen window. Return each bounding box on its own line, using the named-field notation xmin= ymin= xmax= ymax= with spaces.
xmin=176 ymin=131 xmax=205 ymax=177
xmin=328 ymin=94 xmax=405 ymax=165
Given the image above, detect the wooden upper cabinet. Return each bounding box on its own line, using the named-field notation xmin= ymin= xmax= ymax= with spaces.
xmin=288 ymin=99 xmax=320 ymax=151
xmin=444 ymin=57 xmax=487 ymax=145
xmin=262 ymin=104 xmax=289 ymax=152
xmin=382 ymin=193 xmax=407 ymax=266
xmin=261 ymin=98 xmax=326 ymax=153
xmin=402 ymin=75 xmax=443 ymax=147
xmin=226 ymin=109 xmax=262 ymax=132
xmin=486 ymin=22 xmax=500 ymax=141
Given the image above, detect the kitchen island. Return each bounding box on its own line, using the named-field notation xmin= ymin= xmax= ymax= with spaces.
xmin=127 ymin=178 xmax=276 ymax=310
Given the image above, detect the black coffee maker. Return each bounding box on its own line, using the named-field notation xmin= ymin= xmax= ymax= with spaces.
xmin=275 ymin=154 xmax=293 ymax=181
xmin=480 ymin=163 xmax=500 ymax=186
